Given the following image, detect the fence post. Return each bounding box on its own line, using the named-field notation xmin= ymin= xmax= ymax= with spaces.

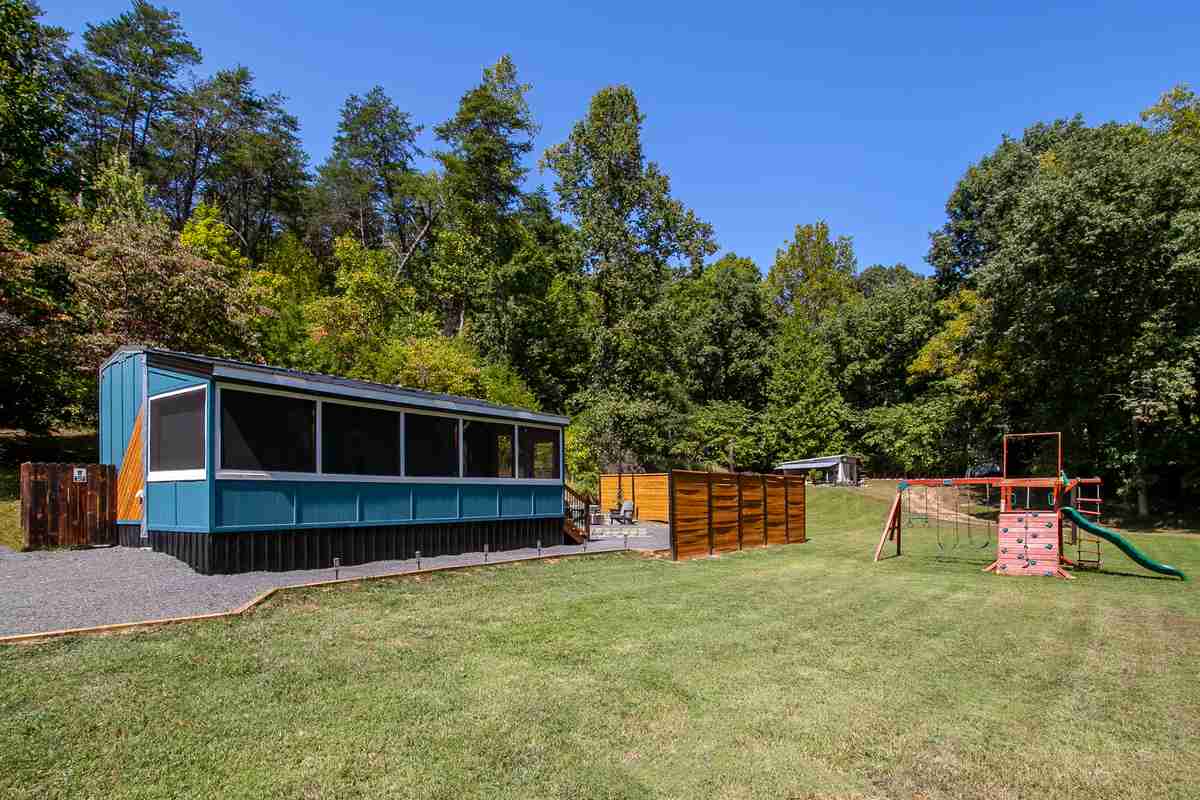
xmin=668 ymin=471 xmax=678 ymax=561
xmin=706 ymin=471 xmax=714 ymax=556
xmin=784 ymin=477 xmax=790 ymax=544
xmin=736 ymin=475 xmax=743 ymax=551
xmin=761 ymin=474 xmax=768 ymax=545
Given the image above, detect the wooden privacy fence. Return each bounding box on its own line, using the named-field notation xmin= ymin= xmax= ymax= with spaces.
xmin=598 ymin=473 xmax=670 ymax=522
xmin=19 ymin=463 xmax=117 ymax=550
xmin=670 ymin=470 xmax=805 ymax=560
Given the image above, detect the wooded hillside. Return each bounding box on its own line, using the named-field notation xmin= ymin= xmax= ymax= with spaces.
xmin=2 ymin=0 xmax=1197 ymax=514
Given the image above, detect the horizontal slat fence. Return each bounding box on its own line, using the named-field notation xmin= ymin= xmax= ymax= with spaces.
xmin=669 ymin=470 xmax=805 ymax=560
xmin=20 ymin=463 xmax=118 ymax=550
xmin=598 ymin=473 xmax=670 ymax=522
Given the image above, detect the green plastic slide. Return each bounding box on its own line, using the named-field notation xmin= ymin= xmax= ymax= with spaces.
xmin=1061 ymin=507 xmax=1187 ymax=581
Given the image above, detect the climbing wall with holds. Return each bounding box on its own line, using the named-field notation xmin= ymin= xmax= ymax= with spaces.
xmin=989 ymin=511 xmax=1071 ymax=579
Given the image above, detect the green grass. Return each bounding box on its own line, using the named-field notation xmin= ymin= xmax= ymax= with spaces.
xmin=2 ymin=490 xmax=1199 ymax=799
xmin=0 ymin=467 xmax=19 ymax=551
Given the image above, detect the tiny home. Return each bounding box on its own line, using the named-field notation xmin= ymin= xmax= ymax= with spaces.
xmin=101 ymin=348 xmax=569 ymax=574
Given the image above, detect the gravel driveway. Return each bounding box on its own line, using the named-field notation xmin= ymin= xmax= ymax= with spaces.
xmin=0 ymin=523 xmax=670 ymax=638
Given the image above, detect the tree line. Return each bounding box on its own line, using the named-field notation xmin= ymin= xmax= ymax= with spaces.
xmin=2 ymin=0 xmax=1197 ymax=514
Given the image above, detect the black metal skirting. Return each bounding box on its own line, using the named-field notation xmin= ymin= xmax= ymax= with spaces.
xmin=148 ymin=517 xmax=566 ymax=575
xmin=117 ymin=523 xmax=145 ymax=548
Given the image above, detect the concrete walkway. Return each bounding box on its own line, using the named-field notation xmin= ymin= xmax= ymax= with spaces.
xmin=0 ymin=523 xmax=670 ymax=638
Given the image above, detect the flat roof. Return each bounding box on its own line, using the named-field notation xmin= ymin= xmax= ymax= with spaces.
xmin=104 ymin=347 xmax=570 ymax=427
xmin=776 ymin=454 xmax=859 ymax=470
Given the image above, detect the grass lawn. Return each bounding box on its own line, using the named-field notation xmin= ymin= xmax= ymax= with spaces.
xmin=2 ymin=489 xmax=1199 ymax=799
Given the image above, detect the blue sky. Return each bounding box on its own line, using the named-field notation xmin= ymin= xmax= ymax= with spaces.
xmin=44 ymin=1 xmax=1200 ymax=274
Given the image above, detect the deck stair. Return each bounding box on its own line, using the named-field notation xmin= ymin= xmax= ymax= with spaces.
xmin=563 ymin=484 xmax=592 ymax=544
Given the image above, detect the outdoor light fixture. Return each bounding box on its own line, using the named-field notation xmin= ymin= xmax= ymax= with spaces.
xmin=333 ymin=557 xmax=340 ymax=580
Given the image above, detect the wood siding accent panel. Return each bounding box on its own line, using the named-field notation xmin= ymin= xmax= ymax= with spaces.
xmin=116 ymin=412 xmax=144 ymax=521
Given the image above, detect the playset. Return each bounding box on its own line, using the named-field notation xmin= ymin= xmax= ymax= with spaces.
xmin=873 ymin=432 xmax=1186 ymax=581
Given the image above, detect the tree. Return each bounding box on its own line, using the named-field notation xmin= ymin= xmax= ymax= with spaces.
xmin=299 ymin=236 xmax=435 ymax=378
xmin=0 ymin=217 xmax=83 ymax=429
xmin=179 ymin=201 xmax=250 ymax=268
xmin=757 ymin=318 xmax=849 ymax=465
xmin=673 ymin=401 xmax=761 ymax=471
xmin=74 ymin=0 xmax=200 ymax=171
xmin=820 ymin=265 xmax=939 ymax=410
xmin=430 ymin=55 xmax=538 ymax=335
xmin=0 ymin=0 xmax=72 ymax=242
xmin=151 ymin=66 xmax=270 ymax=226
xmin=203 ymin=98 xmax=308 ymax=261
xmin=31 ymin=165 xmax=257 ymax=399
xmin=929 ymin=98 xmax=1200 ymax=514
xmin=765 ymin=221 xmax=858 ymax=322
xmin=544 ymin=85 xmax=716 ymax=388
xmin=926 ymin=117 xmax=1087 ymax=294
xmin=667 ymin=253 xmax=774 ymax=408
xmin=315 ymin=86 xmax=425 ymax=253
xmin=241 ymin=232 xmax=320 ymax=367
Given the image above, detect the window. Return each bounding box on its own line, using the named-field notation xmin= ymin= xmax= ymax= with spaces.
xmin=322 ymin=402 xmax=401 ymax=476
xmin=518 ymin=426 xmax=560 ymax=479
xmin=220 ymin=389 xmax=315 ymax=472
xmin=149 ymin=388 xmax=205 ymax=475
xmin=404 ymin=413 xmax=459 ymax=477
xmin=463 ymin=420 xmax=514 ymax=478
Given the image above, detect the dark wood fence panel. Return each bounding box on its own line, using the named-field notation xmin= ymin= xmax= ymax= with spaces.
xmin=739 ymin=475 xmax=765 ymax=548
xmin=671 ymin=471 xmax=711 ymax=560
xmin=785 ymin=476 xmax=807 ymax=543
xmin=669 ymin=470 xmax=806 ymax=560
xmin=19 ymin=463 xmax=117 ymax=550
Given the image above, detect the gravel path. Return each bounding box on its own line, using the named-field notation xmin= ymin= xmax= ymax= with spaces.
xmin=0 ymin=523 xmax=669 ymax=637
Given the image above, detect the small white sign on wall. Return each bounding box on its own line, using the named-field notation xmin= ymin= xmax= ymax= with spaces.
xmin=72 ymin=467 xmax=88 ymax=483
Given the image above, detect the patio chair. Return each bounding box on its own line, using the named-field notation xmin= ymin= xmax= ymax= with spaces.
xmin=609 ymin=500 xmax=636 ymax=524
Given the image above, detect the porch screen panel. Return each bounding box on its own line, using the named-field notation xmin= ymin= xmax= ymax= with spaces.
xmin=518 ymin=426 xmax=560 ymax=479
xmin=404 ymin=413 xmax=460 ymax=477
xmin=221 ymin=389 xmax=316 ymax=472
xmin=322 ymin=402 xmax=401 ymax=475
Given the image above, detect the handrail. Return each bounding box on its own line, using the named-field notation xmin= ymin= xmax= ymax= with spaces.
xmin=564 ymin=483 xmax=592 ymax=541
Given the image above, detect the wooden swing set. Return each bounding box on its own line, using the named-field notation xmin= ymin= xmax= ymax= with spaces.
xmin=873 ymin=433 xmax=1105 ymax=578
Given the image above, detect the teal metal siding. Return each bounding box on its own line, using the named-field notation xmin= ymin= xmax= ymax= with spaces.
xmin=297 ymin=483 xmax=358 ymax=525
xmin=500 ymin=486 xmax=533 ymax=517
xmin=214 ymin=480 xmax=562 ymax=532
xmin=146 ymin=481 xmax=210 ymax=531
xmin=413 ymin=485 xmax=458 ymax=520
xmin=361 ymin=484 xmax=412 ymax=521
xmin=99 ymin=352 xmax=144 ymax=468
xmin=533 ymin=485 xmax=563 ymax=515
xmin=461 ymin=485 xmax=500 ymax=518
xmin=148 ymin=367 xmax=206 ymax=396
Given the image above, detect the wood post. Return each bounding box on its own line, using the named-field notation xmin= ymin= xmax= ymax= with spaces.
xmin=783 ymin=476 xmax=789 ymax=544
xmin=706 ymin=471 xmax=714 ymax=556
xmin=668 ymin=470 xmax=677 ymax=561
xmin=729 ymin=474 xmax=739 ymax=551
